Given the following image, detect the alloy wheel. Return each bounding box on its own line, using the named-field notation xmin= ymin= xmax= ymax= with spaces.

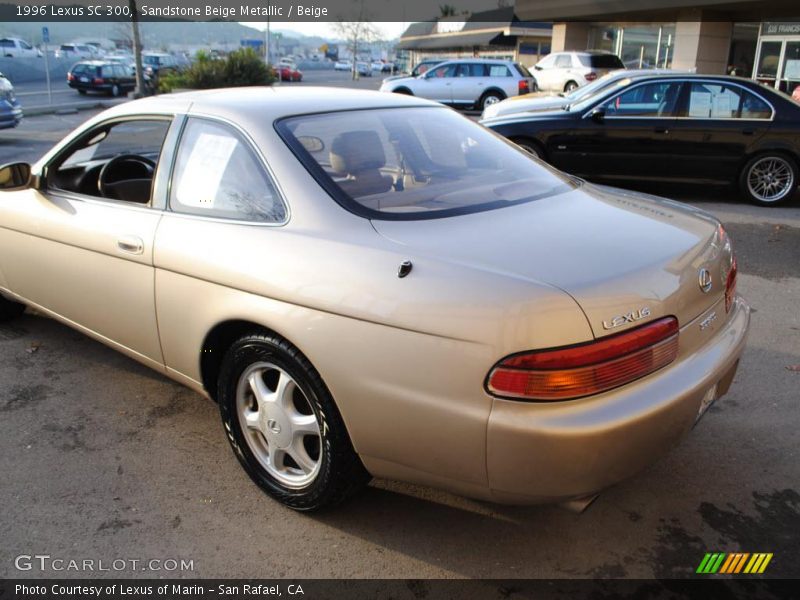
xmin=482 ymin=94 xmax=502 ymax=109
xmin=747 ymin=156 xmax=795 ymax=203
xmin=235 ymin=362 xmax=322 ymax=489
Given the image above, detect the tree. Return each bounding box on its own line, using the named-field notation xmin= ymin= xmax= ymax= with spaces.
xmin=439 ymin=4 xmax=457 ymax=17
xmin=332 ymin=2 xmax=379 ymax=80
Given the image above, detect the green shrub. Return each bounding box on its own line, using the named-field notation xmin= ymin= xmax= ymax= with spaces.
xmin=159 ymin=47 xmax=276 ymax=93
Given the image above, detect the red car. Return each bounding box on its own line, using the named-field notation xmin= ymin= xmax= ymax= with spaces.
xmin=278 ymin=64 xmax=302 ymax=82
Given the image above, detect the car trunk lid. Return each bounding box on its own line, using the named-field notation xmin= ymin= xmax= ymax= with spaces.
xmin=371 ymin=183 xmax=732 ymax=341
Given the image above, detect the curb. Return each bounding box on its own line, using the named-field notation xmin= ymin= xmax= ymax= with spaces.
xmin=22 ymin=98 xmax=130 ymax=116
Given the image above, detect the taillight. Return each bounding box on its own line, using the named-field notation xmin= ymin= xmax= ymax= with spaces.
xmin=67 ymin=73 xmax=74 ymax=81
xmin=725 ymin=255 xmax=737 ymax=313
xmin=585 ymin=72 xmax=597 ymax=81
xmin=518 ymin=79 xmax=530 ymax=94
xmin=486 ymin=317 xmax=679 ymax=401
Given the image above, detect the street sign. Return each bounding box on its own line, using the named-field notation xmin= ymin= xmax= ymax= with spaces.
xmin=42 ymin=26 xmax=49 ymax=43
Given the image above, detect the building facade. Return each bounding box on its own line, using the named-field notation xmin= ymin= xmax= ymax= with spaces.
xmin=397 ymin=8 xmax=552 ymax=70
xmin=515 ymin=0 xmax=799 ymax=94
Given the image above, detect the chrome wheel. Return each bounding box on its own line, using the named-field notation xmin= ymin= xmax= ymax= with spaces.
xmin=236 ymin=362 xmax=322 ymax=489
xmin=746 ymin=156 xmax=795 ymax=203
xmin=481 ymin=94 xmax=502 ymax=110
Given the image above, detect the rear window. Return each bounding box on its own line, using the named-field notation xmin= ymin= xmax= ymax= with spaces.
xmin=579 ymin=54 xmax=625 ymax=69
xmin=513 ymin=63 xmax=532 ymax=77
xmin=277 ymin=107 xmax=573 ymax=220
xmin=71 ymin=64 xmax=93 ymax=75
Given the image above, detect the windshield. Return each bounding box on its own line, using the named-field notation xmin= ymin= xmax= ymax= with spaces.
xmin=278 ymin=107 xmax=574 ymax=220
xmin=569 ymin=77 xmax=634 ymax=111
xmin=578 ymin=54 xmax=625 ymax=69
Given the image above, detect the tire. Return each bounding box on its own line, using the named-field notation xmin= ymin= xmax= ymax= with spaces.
xmin=739 ymin=153 xmax=798 ymax=206
xmin=110 ymin=84 xmax=120 ymax=97
xmin=218 ymin=333 xmax=370 ymax=511
xmin=513 ymin=138 xmax=543 ymax=159
xmin=564 ymin=81 xmax=579 ymax=93
xmin=0 ymin=295 xmax=25 ymax=322
xmin=77 ymin=89 xmax=87 ymax=95
xmin=479 ymin=91 xmax=504 ymax=111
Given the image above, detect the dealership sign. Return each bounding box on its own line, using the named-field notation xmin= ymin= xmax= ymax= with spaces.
xmin=762 ymin=22 xmax=800 ymax=35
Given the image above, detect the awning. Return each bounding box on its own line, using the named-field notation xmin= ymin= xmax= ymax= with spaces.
xmin=397 ymin=31 xmax=511 ymax=50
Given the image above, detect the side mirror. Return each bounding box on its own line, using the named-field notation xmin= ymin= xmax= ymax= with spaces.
xmin=534 ymin=65 xmax=543 ymax=71
xmin=0 ymin=162 xmax=32 ymax=191
xmin=590 ymin=107 xmax=606 ymax=123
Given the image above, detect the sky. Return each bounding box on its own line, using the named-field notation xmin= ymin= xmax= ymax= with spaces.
xmin=241 ymin=22 xmax=410 ymax=40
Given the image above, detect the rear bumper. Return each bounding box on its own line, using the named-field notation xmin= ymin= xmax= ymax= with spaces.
xmin=485 ymin=296 xmax=750 ymax=504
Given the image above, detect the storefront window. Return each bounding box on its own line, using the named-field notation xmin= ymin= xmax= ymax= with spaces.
xmin=587 ymin=24 xmax=674 ymax=69
xmin=755 ymin=41 xmax=782 ymax=85
xmin=781 ymin=41 xmax=800 ymax=94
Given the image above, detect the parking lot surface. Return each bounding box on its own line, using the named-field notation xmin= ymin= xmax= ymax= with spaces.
xmin=0 ymin=108 xmax=798 ymax=579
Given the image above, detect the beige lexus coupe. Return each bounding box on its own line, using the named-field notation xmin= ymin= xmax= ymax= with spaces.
xmin=0 ymin=88 xmax=749 ymax=510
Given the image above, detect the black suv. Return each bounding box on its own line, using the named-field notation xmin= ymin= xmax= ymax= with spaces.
xmin=67 ymin=61 xmax=135 ymax=97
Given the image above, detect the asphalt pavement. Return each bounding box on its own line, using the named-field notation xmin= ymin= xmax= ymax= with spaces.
xmin=0 ymin=103 xmax=798 ymax=580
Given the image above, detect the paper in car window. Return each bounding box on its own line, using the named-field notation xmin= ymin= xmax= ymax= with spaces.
xmin=711 ymin=94 xmax=733 ymax=118
xmin=689 ymin=91 xmax=712 ymax=117
xmin=176 ymin=133 xmax=238 ymax=208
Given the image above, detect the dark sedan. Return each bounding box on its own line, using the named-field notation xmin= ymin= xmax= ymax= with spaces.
xmin=67 ymin=61 xmax=135 ymax=97
xmin=482 ymin=74 xmax=800 ymax=206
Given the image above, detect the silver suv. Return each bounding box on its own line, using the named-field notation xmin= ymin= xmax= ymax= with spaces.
xmin=532 ymin=51 xmax=624 ymax=93
xmin=379 ymin=59 xmax=535 ymax=111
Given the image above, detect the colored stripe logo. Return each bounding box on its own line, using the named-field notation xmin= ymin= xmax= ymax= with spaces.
xmin=696 ymin=552 xmax=773 ymax=574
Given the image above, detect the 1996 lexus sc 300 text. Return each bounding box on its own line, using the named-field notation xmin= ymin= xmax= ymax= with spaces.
xmin=0 ymin=88 xmax=749 ymax=510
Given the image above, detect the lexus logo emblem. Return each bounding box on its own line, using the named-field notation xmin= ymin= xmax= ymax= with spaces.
xmin=698 ymin=268 xmax=713 ymax=293
xmin=267 ymin=419 xmax=281 ymax=434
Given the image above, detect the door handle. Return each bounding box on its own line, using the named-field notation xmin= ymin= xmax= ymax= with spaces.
xmin=742 ymin=129 xmax=755 ymax=136
xmin=654 ymin=127 xmax=669 ymax=134
xmin=117 ymin=235 xmax=144 ymax=255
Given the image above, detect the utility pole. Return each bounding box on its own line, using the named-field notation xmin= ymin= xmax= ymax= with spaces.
xmin=129 ymin=0 xmax=145 ymax=97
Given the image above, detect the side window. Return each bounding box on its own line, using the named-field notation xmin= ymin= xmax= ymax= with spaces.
xmin=21 ymin=41 xmax=32 ymax=50
xmin=170 ymin=119 xmax=286 ymax=223
xmin=604 ymin=81 xmax=682 ymax=117
xmin=555 ymin=54 xmax=572 ymax=68
xmin=686 ymin=83 xmax=740 ymax=118
xmin=685 ymin=82 xmax=771 ymax=119
xmin=488 ymin=65 xmax=511 ymax=77
xmin=49 ymin=119 xmax=171 ymax=204
xmin=0 ymin=40 xmax=13 ymax=49
xmin=740 ymin=91 xmax=772 ymax=119
xmin=457 ymin=64 xmax=486 ymax=77
xmin=429 ymin=64 xmax=455 ymax=78
xmin=536 ymin=55 xmax=555 ymax=69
